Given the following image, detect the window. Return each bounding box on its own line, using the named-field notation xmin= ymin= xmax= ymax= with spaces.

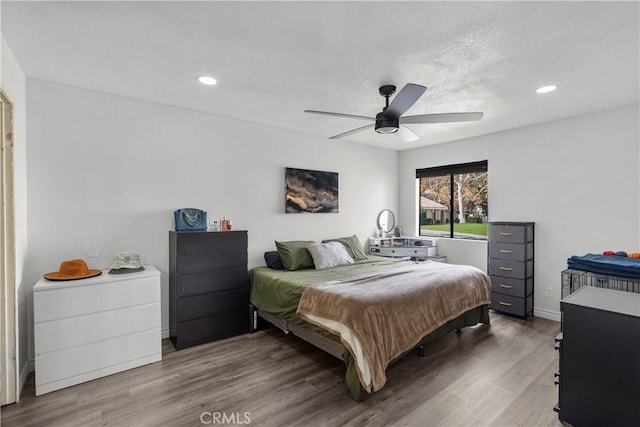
xmin=416 ymin=161 xmax=488 ymax=240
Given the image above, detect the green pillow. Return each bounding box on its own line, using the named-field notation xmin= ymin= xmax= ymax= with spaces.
xmin=275 ymin=240 xmax=315 ymax=271
xmin=322 ymin=235 xmax=368 ymax=261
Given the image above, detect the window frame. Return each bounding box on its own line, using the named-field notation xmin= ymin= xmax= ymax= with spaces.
xmin=416 ymin=160 xmax=488 ymax=239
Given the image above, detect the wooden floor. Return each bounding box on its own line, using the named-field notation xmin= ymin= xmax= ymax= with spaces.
xmin=1 ymin=312 xmax=564 ymax=426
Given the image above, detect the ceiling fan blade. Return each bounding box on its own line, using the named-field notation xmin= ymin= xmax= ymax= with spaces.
xmin=385 ymin=83 xmax=427 ymax=118
xmin=396 ymin=125 xmax=419 ymax=142
xmin=400 ymin=112 xmax=484 ymax=124
xmin=329 ymin=124 xmax=374 ymax=139
xmin=304 ymin=110 xmax=374 ymax=121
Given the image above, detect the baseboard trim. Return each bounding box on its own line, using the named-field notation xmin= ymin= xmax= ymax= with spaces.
xmin=162 ymin=327 xmax=170 ymax=339
xmin=534 ymin=307 xmax=561 ymax=322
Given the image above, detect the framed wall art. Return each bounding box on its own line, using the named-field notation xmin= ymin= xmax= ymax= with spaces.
xmin=285 ymin=167 xmax=339 ymax=213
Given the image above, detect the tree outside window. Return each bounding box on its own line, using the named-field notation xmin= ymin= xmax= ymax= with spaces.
xmin=417 ymin=161 xmax=488 ymax=240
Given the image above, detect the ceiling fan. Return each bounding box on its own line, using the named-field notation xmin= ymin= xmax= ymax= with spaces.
xmin=304 ymin=83 xmax=483 ymax=142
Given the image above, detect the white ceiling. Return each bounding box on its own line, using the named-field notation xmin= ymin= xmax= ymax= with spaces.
xmin=2 ymin=1 xmax=638 ymax=150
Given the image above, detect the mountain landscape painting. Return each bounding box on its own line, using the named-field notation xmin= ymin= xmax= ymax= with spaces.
xmin=285 ymin=167 xmax=339 ymax=213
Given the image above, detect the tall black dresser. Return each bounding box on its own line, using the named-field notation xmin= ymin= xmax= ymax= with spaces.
xmin=169 ymin=230 xmax=249 ymax=349
xmin=556 ymin=286 xmax=640 ymax=425
xmin=488 ymin=222 xmax=534 ymax=318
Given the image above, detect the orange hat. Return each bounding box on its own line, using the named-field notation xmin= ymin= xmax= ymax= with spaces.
xmin=43 ymin=259 xmax=102 ymax=281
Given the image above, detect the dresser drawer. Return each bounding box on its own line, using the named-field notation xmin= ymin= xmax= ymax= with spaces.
xmin=489 ymin=258 xmax=533 ymax=279
xmin=177 ymin=268 xmax=247 ymax=297
xmin=177 ymin=287 xmax=248 ymax=321
xmin=404 ymin=247 xmax=429 ymax=257
xmin=490 ymin=293 xmax=532 ymax=317
xmin=378 ymin=247 xmax=404 ymax=257
xmin=34 ymin=275 xmax=160 ymax=322
xmin=490 ymin=276 xmax=533 ymax=298
xmin=35 ymin=303 xmax=160 ymax=354
xmin=36 ymin=328 xmax=160 ymax=387
xmin=176 ymin=251 xmax=247 ymax=273
xmin=489 ymin=224 xmax=533 ymax=243
xmin=174 ymin=231 xmax=247 ymax=254
xmin=174 ymin=309 xmax=249 ymax=349
xmin=489 ymin=242 xmax=533 ymax=262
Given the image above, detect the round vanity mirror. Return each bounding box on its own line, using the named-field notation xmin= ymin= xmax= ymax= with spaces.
xmin=377 ymin=209 xmax=395 ymax=234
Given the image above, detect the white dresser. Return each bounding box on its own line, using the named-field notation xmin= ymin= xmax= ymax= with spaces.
xmin=33 ymin=265 xmax=162 ymax=395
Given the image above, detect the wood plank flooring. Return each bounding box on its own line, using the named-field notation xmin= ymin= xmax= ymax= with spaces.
xmin=1 ymin=312 xmax=564 ymax=426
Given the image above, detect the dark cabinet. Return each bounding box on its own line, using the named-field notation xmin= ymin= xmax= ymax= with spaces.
xmin=169 ymin=230 xmax=249 ymax=349
xmin=488 ymin=222 xmax=534 ymax=317
xmin=556 ymin=286 xmax=640 ymax=426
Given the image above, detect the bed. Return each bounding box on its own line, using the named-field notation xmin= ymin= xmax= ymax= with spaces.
xmin=249 ymin=255 xmax=491 ymax=398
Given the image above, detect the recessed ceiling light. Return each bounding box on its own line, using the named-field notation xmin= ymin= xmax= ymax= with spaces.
xmin=536 ymin=85 xmax=557 ymax=94
xmin=197 ymin=75 xmax=217 ymax=86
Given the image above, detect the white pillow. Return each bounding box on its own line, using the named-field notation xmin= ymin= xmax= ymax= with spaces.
xmin=307 ymin=241 xmax=355 ymax=270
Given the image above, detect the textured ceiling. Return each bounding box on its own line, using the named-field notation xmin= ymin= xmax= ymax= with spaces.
xmin=2 ymin=1 xmax=638 ymax=150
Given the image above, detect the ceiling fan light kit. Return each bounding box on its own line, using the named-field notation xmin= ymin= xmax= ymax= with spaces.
xmin=375 ymin=84 xmax=400 ymax=134
xmin=304 ymin=82 xmax=484 ymax=143
xmin=375 ymin=112 xmax=399 ymax=134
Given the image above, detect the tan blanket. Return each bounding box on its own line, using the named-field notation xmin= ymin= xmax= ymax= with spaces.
xmin=296 ymin=261 xmax=491 ymax=393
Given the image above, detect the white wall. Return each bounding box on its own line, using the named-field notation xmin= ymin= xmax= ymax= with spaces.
xmin=1 ymin=34 xmax=29 ymax=397
xmin=400 ymin=105 xmax=640 ymax=320
xmin=24 ymin=79 xmax=398 ymax=355
xmin=435 ymin=239 xmax=488 ymax=272
xmin=17 ymin=75 xmax=640 ymax=371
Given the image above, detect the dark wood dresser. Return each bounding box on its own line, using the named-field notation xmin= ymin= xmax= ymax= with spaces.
xmin=556 ymin=286 xmax=640 ymax=426
xmin=488 ymin=222 xmax=534 ymax=318
xmin=169 ymin=230 xmax=249 ymax=349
